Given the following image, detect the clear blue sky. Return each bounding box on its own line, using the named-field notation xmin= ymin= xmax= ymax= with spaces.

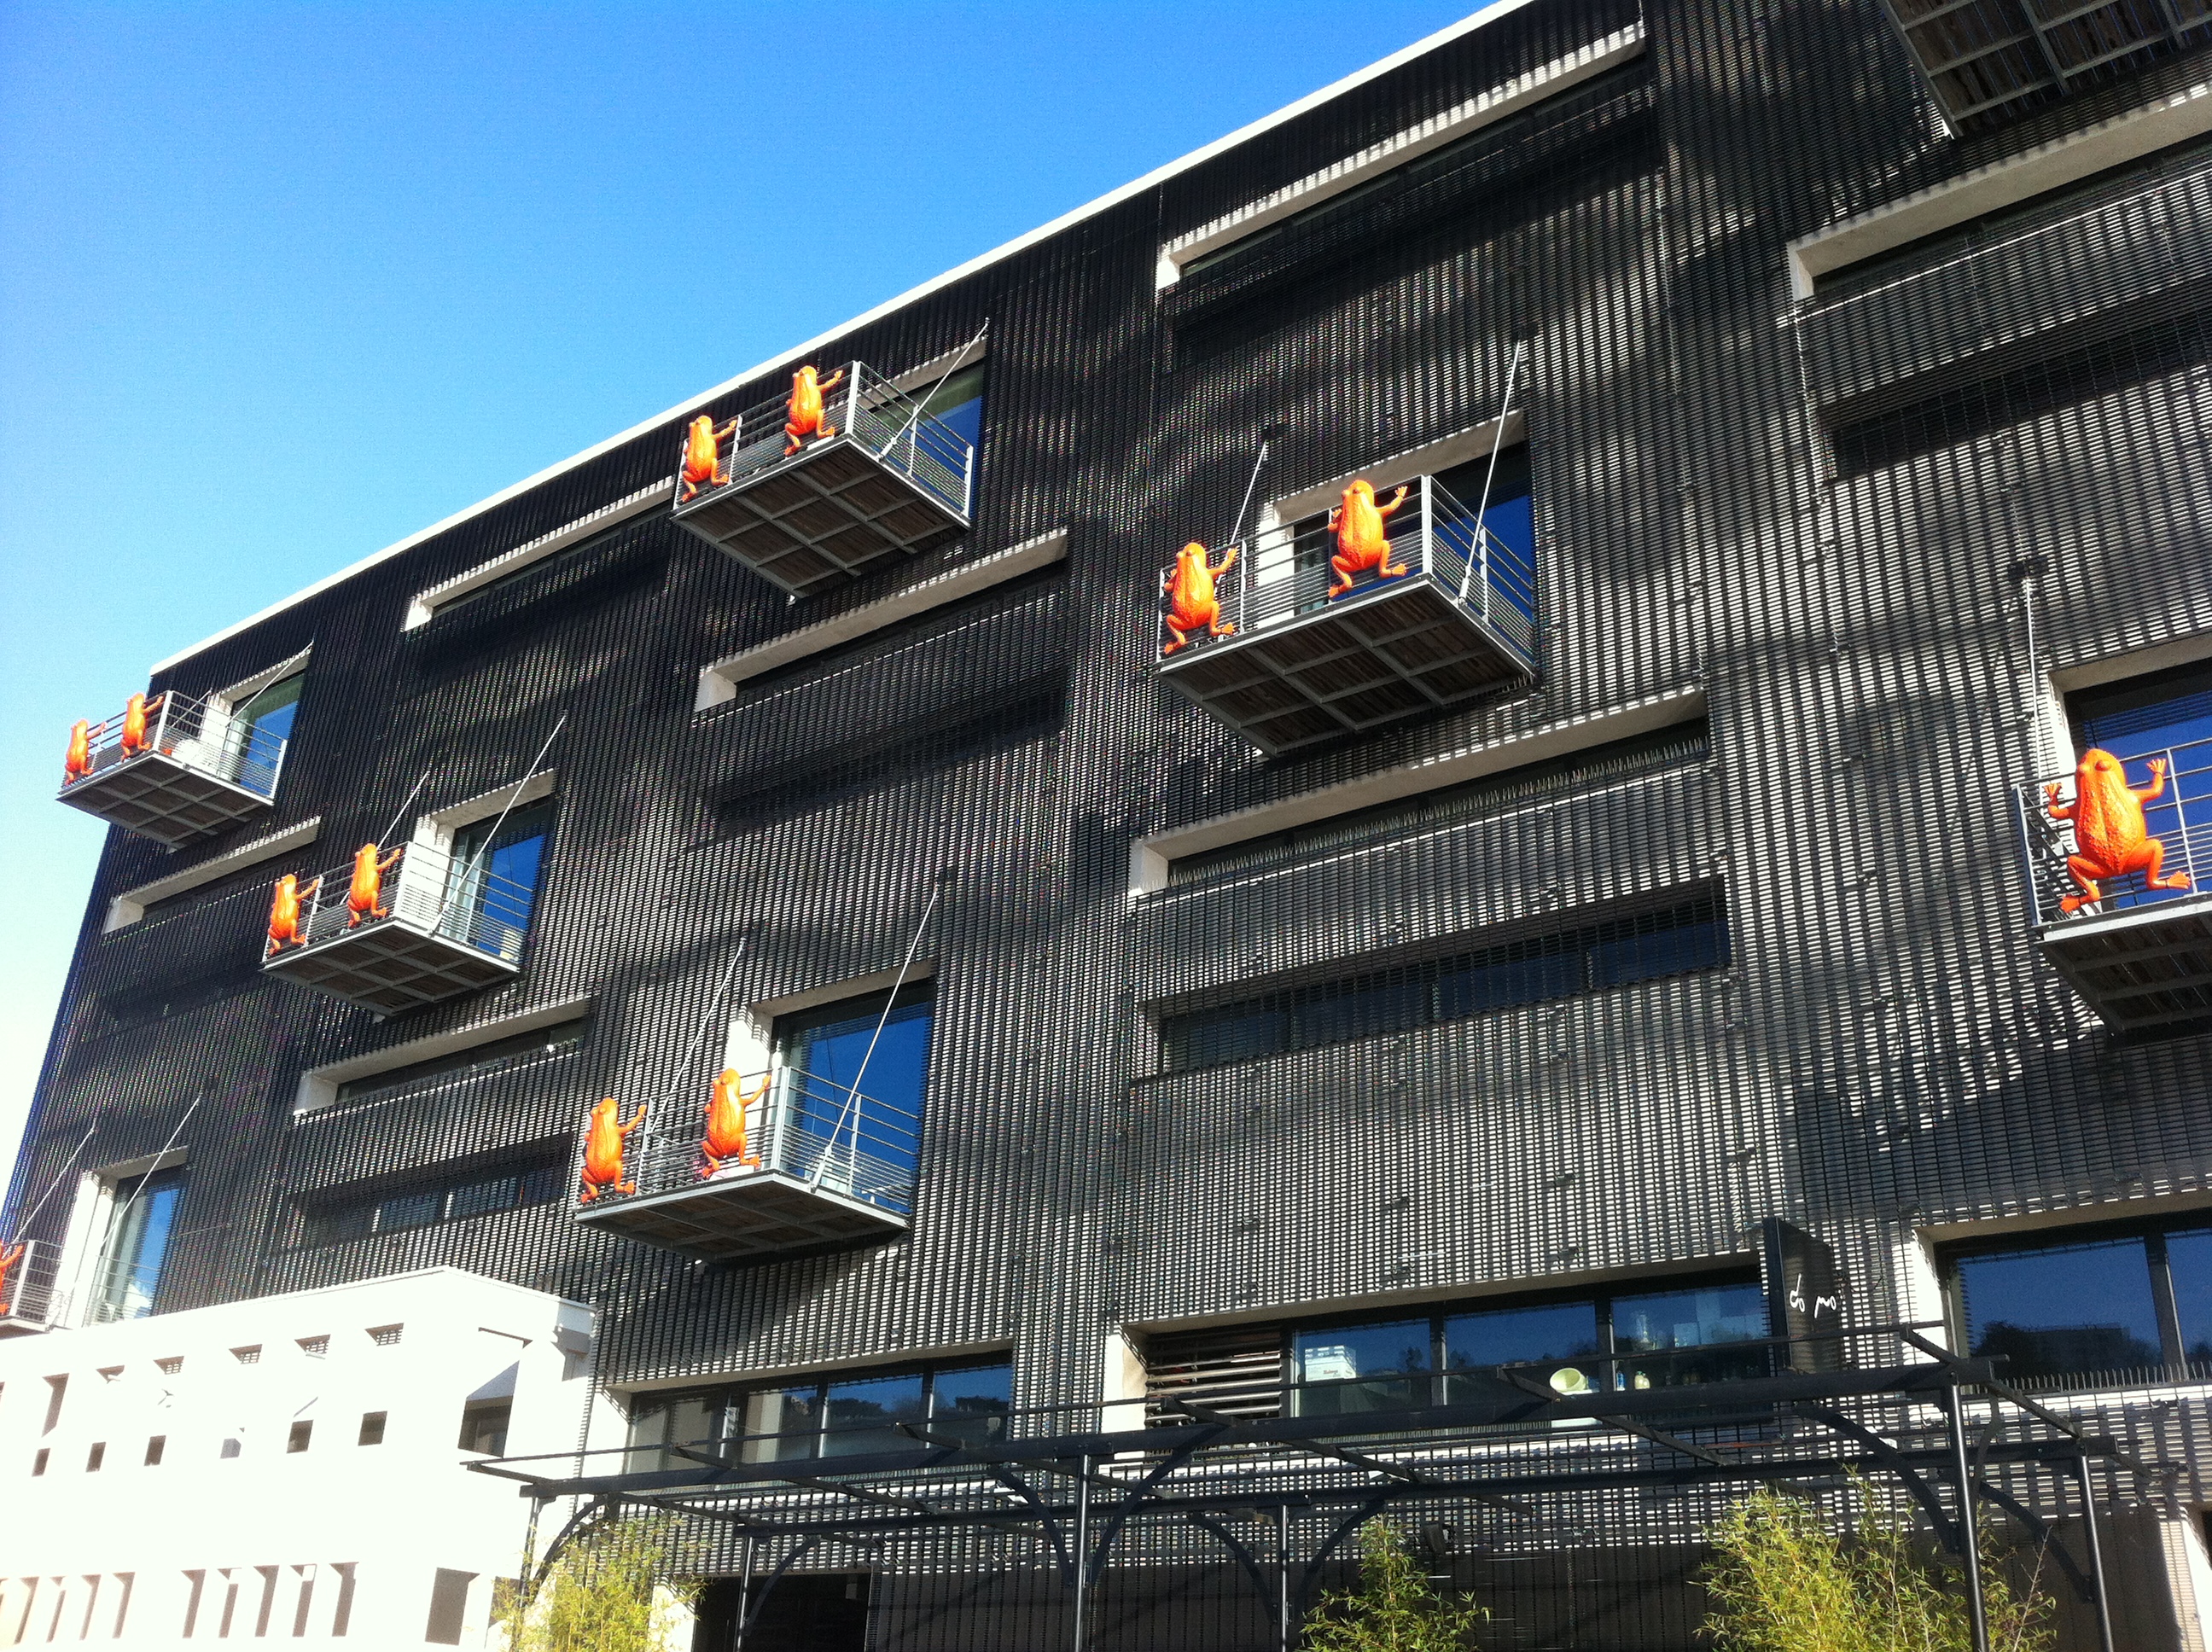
xmin=0 ymin=1 xmax=1492 ymax=1195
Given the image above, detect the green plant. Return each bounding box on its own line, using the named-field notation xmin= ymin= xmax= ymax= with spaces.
xmin=509 ymin=1515 xmax=700 ymax=1652
xmin=1299 ymin=1521 xmax=1487 ymax=1652
xmin=1703 ymin=1482 xmax=2055 ymax=1652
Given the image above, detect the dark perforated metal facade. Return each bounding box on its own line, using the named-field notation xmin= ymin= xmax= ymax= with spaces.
xmin=14 ymin=2 xmax=2212 ymax=1644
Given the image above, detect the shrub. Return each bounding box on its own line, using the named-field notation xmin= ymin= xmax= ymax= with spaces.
xmin=1300 ymin=1521 xmax=1487 ymax=1652
xmin=508 ymin=1515 xmax=700 ymax=1652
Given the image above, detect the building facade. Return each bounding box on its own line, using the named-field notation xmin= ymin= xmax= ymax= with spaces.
xmin=12 ymin=0 xmax=2212 ymax=1646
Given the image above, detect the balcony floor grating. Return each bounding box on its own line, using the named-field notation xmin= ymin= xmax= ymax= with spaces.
xmin=58 ymin=751 xmax=274 ymax=846
xmin=573 ymin=1169 xmax=908 ymax=1260
xmin=2037 ymin=893 xmax=2212 ymax=1038
xmin=264 ymin=921 xmax=521 ymax=1015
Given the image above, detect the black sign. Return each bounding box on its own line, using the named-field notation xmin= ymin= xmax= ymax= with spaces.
xmin=1761 ymin=1218 xmax=1846 ymax=1373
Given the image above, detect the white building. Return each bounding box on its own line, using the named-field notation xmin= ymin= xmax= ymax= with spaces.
xmin=0 ymin=1270 xmax=594 ymax=1650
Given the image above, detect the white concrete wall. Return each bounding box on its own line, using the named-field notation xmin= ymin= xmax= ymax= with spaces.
xmin=0 ymin=1269 xmax=592 ymax=1651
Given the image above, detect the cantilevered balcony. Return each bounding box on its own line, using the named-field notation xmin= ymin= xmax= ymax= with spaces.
xmin=261 ymin=842 xmax=536 ymax=1015
xmin=2016 ymin=736 xmax=2212 ymax=1038
xmin=57 ymin=693 xmax=288 ymax=845
xmin=1155 ymin=472 xmax=1536 ymax=754
xmin=571 ymin=1069 xmax=918 ymax=1260
xmin=670 ymin=360 xmax=974 ymax=596
xmin=0 ymin=1241 xmax=59 ymax=1336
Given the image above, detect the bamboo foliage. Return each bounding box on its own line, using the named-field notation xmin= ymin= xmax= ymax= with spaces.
xmin=507 ymin=1515 xmax=701 ymax=1652
xmin=1300 ymin=1521 xmax=1487 ymax=1652
xmin=1703 ymin=1482 xmax=2057 ymax=1652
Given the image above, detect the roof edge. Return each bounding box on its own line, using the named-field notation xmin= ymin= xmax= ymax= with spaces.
xmin=151 ymin=1 xmax=1520 ymax=677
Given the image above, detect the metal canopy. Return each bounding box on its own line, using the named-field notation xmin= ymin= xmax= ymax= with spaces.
xmin=474 ymin=1327 xmax=2152 ymax=1652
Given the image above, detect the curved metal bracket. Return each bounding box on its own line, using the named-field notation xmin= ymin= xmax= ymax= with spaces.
xmin=1295 ymin=1492 xmax=1394 ymax=1617
xmin=737 ymin=1533 xmax=827 ymax=1643
xmin=1185 ymin=1510 xmax=1275 ymax=1603
xmin=1795 ymin=1405 xmax=1961 ymax=1550
xmin=531 ymin=1492 xmax=617 ymax=1587
xmin=1974 ymin=1478 xmax=2094 ymax=1604
xmin=1085 ymin=1425 xmax=1228 ymax=1586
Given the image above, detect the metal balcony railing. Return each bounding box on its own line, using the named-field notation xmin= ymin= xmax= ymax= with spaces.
xmin=572 ymin=1068 xmax=921 ymax=1259
xmin=671 ymin=359 xmax=975 ymax=596
xmin=0 ymin=1240 xmax=61 ymax=1330
xmin=1879 ymin=0 xmax=2211 ymax=130
xmin=2015 ymin=736 xmax=2212 ymax=1036
xmin=1153 ymin=472 xmax=1537 ymax=753
xmin=56 ymin=691 xmax=290 ymax=844
xmin=260 ymin=841 xmax=538 ymax=1013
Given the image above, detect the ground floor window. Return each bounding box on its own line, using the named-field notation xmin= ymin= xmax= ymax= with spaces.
xmin=626 ymin=1354 xmax=1011 ymax=1471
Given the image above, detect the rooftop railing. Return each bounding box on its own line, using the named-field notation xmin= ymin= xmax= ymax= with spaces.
xmin=583 ymin=1067 xmax=921 ymax=1222
xmin=56 ymin=691 xmax=290 ymax=842
xmin=2014 ymin=736 xmax=2212 ymax=930
xmin=676 ymin=359 xmax=974 ymax=526
xmin=1154 ymin=473 xmax=1536 ymax=670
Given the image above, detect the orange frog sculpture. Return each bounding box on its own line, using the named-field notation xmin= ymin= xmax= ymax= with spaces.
xmin=1161 ymin=541 xmax=1238 ymax=656
xmin=678 ymin=414 xmax=731 ymax=502
xmin=579 ymin=1097 xmax=647 ymax=1201
xmin=266 ymin=872 xmax=321 ymax=952
xmin=1326 ymin=480 xmax=1411 ymax=598
xmin=699 ymin=1067 xmax=768 ymax=1177
xmin=119 ymin=692 xmax=163 ymax=758
xmin=63 ymin=720 xmax=92 ymax=786
xmin=2045 ymin=747 xmax=2192 ymax=914
xmin=345 ymin=842 xmax=405 ymax=928
xmin=0 ymin=1239 xmax=23 ymax=1318
xmin=783 ymin=364 xmax=847 ymax=457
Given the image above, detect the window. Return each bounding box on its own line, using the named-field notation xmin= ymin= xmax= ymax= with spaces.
xmin=626 ymin=1356 xmax=1012 ymax=1471
xmin=331 ymin=1019 xmax=587 ymax=1108
xmin=1158 ymin=887 xmax=1729 ymax=1072
xmin=144 ymin=1436 xmax=165 ymax=1466
xmin=227 ymin=672 xmax=303 ymax=795
xmin=32 ymin=1448 xmax=48 ymax=1476
xmin=219 ymin=1438 xmax=241 ymax=1459
xmin=1434 ymin=448 xmax=1534 ymax=612
xmin=423 ymin=1571 xmax=474 ymax=1647
xmin=86 ymin=1442 xmax=105 ymax=1472
xmin=1167 ymin=724 xmax=1707 ymax=889
xmin=232 ymin=1346 xmax=261 ymax=1364
xmin=155 ymin=1357 xmax=182 ymax=1376
xmin=913 ymin=360 xmax=985 ymax=454
xmin=287 ymin=1422 xmax=312 ymax=1454
xmin=1284 ymin=1279 xmax=1767 ymax=1417
xmin=443 ymin=800 xmax=556 ymax=960
xmin=1945 ymin=1213 xmax=2212 ymax=1386
xmin=297 ymin=1336 xmax=329 ymax=1358
xmin=773 ymin=983 xmax=934 ymax=1203
xmin=90 ymin=1166 xmax=184 ymax=1323
xmin=1150 ymin=1276 xmax=1767 ymax=1422
xmin=369 ymin=1325 xmax=403 ymax=1347
xmin=293 ymin=1150 xmax=566 ymax=1248
xmin=2069 ymin=658 xmax=2212 ymax=760
xmin=457 ymin=1400 xmax=510 ymax=1456
xmin=357 ymin=1412 xmax=387 ymax=1446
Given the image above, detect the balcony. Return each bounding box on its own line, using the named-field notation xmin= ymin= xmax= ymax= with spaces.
xmin=670 ymin=360 xmax=975 ymax=597
xmin=56 ymin=692 xmax=288 ymax=845
xmin=2016 ymin=736 xmax=2212 ymax=1038
xmin=260 ymin=841 xmax=536 ymax=1015
xmin=1879 ymin=0 xmax=2212 ymax=131
xmin=0 ymin=1241 xmax=59 ymax=1335
xmin=570 ymin=1069 xmax=918 ymax=1260
xmin=1155 ymin=472 xmax=1536 ymax=754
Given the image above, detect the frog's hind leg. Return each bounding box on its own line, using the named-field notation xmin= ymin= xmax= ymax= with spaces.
xmin=2140 ymin=836 xmax=2193 ymax=892
xmin=2060 ymin=856 xmax=2106 ymax=914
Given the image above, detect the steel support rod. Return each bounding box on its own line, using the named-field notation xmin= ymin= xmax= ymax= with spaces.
xmin=732 ymin=1533 xmax=754 ymax=1652
xmin=2075 ymin=1451 xmax=2115 ymax=1652
xmin=1277 ymin=1503 xmax=1292 ymax=1652
xmin=1946 ymin=1382 xmax=1991 ymax=1652
xmin=1070 ymin=1452 xmax=1091 ymax=1652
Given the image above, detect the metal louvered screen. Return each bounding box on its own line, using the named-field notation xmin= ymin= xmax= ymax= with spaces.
xmin=1144 ymin=1323 xmax=1286 ymax=1423
xmin=1880 ymin=0 xmax=2212 ymax=130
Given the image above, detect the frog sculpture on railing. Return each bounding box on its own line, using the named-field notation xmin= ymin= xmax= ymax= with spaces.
xmin=578 ymin=1097 xmax=646 ymax=1202
xmin=678 ymin=414 xmax=731 ymax=503
xmin=0 ymin=1240 xmax=23 ymax=1318
xmin=345 ymin=843 xmax=404 ymax=928
xmin=783 ymin=364 xmax=848 ymax=457
xmin=2043 ymin=747 xmax=2192 ymax=914
xmin=119 ymin=692 xmax=163 ymax=758
xmin=1161 ymin=542 xmax=1237 ymax=656
xmin=265 ymin=872 xmax=320 ymax=953
xmin=700 ymin=1068 xmax=767 ymax=1178
xmin=1327 ymin=480 xmax=1411 ymax=599
xmin=63 ymin=720 xmax=90 ymax=786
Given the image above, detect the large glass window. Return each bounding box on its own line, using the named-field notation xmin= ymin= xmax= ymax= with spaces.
xmin=914 ymin=362 xmax=985 ymax=454
xmin=91 ymin=1166 xmax=184 ymax=1323
xmin=627 ymin=1357 xmax=1011 ymax=1472
xmin=1160 ymin=889 xmax=1727 ymax=1073
xmin=774 ymin=984 xmax=932 ymax=1207
xmin=294 ymin=1152 xmax=565 ymax=1248
xmin=1280 ymin=1273 xmax=1767 ymax=1419
xmin=332 ymin=1019 xmax=587 ymax=1108
xmin=228 ymin=672 xmax=303 ymax=795
xmin=444 ymin=800 xmax=555 ymax=959
xmin=1947 ymin=1220 xmax=2209 ymax=1386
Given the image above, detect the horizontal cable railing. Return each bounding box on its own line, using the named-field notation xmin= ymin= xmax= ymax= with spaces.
xmin=583 ymin=1068 xmax=922 ymax=1219
xmin=0 ymin=1239 xmax=61 ymax=1325
xmin=79 ymin=1255 xmax=163 ymax=1326
xmin=263 ymin=841 xmax=540 ymax=963
xmin=2013 ymin=735 xmax=2212 ymax=928
xmin=674 ymin=359 xmax=974 ymax=521
xmin=1796 ymin=157 xmax=2212 ymax=406
xmin=1155 ymin=473 xmax=1537 ymax=668
xmin=61 ymin=691 xmax=289 ymax=800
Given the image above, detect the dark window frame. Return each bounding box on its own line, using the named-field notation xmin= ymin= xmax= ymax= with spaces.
xmin=289 ymin=1149 xmax=568 ymax=1249
xmin=1941 ymin=1209 xmax=2212 ymax=1386
xmin=330 ymin=1017 xmax=590 ymax=1110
